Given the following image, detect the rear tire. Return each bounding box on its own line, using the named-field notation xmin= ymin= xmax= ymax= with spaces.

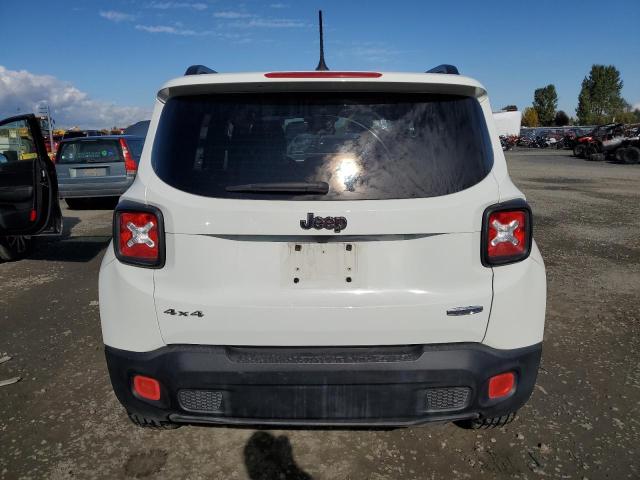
xmin=65 ymin=198 xmax=87 ymax=209
xmin=455 ymin=412 xmax=517 ymax=430
xmin=127 ymin=413 xmax=180 ymax=430
xmin=573 ymin=144 xmax=585 ymax=158
xmin=615 ymin=148 xmax=626 ymax=163
xmin=0 ymin=235 xmax=33 ymax=262
xmin=623 ymin=146 xmax=640 ymax=164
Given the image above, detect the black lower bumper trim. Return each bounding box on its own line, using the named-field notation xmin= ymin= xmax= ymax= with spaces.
xmin=105 ymin=342 xmax=542 ymax=427
xmin=169 ymin=411 xmax=480 ymax=428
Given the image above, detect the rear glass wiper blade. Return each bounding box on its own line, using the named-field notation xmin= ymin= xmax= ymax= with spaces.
xmin=225 ymin=182 xmax=329 ymax=194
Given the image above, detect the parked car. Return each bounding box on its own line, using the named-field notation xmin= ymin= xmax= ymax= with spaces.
xmin=0 ymin=114 xmax=62 ymax=261
xmin=99 ymin=64 xmax=546 ymax=430
xmin=55 ymin=135 xmax=144 ymax=208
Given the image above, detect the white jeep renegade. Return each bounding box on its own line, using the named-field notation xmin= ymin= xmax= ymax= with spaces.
xmin=99 ymin=64 xmax=546 ymax=429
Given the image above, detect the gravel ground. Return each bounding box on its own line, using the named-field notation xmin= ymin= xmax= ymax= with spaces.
xmin=1 ymin=149 xmax=639 ymax=479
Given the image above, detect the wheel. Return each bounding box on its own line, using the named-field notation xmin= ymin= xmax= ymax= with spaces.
xmin=623 ymin=146 xmax=640 ymax=164
xmin=588 ymin=153 xmax=606 ymax=162
xmin=455 ymin=412 xmax=517 ymax=430
xmin=65 ymin=198 xmax=87 ymax=209
xmin=573 ymin=144 xmax=585 ymax=158
xmin=127 ymin=412 xmax=180 ymax=430
xmin=0 ymin=235 xmax=33 ymax=262
xmin=614 ymin=148 xmax=627 ymax=163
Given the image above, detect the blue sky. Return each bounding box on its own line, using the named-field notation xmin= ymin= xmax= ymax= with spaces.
xmin=0 ymin=0 xmax=638 ymax=127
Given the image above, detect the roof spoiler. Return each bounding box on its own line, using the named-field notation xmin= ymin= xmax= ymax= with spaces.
xmin=184 ymin=65 xmax=217 ymax=76
xmin=426 ymin=64 xmax=459 ymax=75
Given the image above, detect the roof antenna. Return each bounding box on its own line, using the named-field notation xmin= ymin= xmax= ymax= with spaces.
xmin=315 ymin=10 xmax=329 ymax=71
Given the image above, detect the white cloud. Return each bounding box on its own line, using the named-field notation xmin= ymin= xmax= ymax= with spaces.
xmin=149 ymin=2 xmax=207 ymax=10
xmin=0 ymin=65 xmax=151 ymax=129
xmin=213 ymin=11 xmax=253 ymax=19
xmin=231 ymin=17 xmax=307 ymax=28
xmin=135 ymin=24 xmax=211 ymax=35
xmin=269 ymin=3 xmax=288 ymax=8
xmin=99 ymin=10 xmax=135 ymax=22
xmin=633 ymin=102 xmax=640 ymax=111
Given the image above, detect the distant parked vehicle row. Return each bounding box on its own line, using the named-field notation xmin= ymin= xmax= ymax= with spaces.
xmin=55 ymin=135 xmax=144 ymax=209
xmin=572 ymin=123 xmax=640 ymax=164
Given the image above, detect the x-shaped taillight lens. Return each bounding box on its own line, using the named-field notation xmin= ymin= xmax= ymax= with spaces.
xmin=116 ymin=211 xmax=161 ymax=264
xmin=485 ymin=209 xmax=530 ymax=265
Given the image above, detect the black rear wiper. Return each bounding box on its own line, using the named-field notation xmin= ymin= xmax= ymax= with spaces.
xmin=225 ymin=181 xmax=329 ymax=194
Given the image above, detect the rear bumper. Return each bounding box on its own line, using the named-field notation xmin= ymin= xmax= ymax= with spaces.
xmin=105 ymin=342 xmax=541 ymax=427
xmin=58 ymin=179 xmax=133 ymax=198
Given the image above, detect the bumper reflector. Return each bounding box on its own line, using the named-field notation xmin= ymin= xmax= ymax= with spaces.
xmin=488 ymin=372 xmax=516 ymax=399
xmin=133 ymin=375 xmax=161 ymax=401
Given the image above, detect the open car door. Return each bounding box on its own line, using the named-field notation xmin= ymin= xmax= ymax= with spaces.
xmin=0 ymin=114 xmax=62 ymax=260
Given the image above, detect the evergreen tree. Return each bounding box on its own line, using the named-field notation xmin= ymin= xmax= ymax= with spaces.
xmin=533 ymin=85 xmax=558 ymax=126
xmin=576 ymin=65 xmax=626 ymax=124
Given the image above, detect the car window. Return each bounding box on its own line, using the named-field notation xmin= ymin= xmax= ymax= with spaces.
xmin=152 ymin=92 xmax=493 ymax=200
xmin=58 ymin=139 xmax=123 ymax=164
xmin=0 ymin=119 xmax=39 ymax=163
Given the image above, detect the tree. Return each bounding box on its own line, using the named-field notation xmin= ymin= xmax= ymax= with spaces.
xmin=522 ymin=107 xmax=539 ymax=127
xmin=532 ymin=84 xmax=558 ymax=126
xmin=502 ymin=105 xmax=518 ymax=112
xmin=554 ymin=110 xmax=570 ymax=126
xmin=576 ymin=65 xmax=626 ymax=125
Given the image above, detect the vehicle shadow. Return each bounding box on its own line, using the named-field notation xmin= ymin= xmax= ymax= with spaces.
xmin=28 ymin=216 xmax=110 ymax=263
xmin=29 ymin=235 xmax=111 ymax=262
xmin=64 ymin=197 xmax=119 ymax=210
xmin=243 ymin=431 xmax=312 ymax=480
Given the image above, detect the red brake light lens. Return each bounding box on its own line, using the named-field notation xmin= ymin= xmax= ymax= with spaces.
xmin=133 ymin=375 xmax=161 ymax=401
xmin=120 ymin=138 xmax=137 ymax=175
xmin=114 ymin=207 xmax=164 ymax=267
xmin=482 ymin=202 xmax=532 ymax=266
xmin=487 ymin=210 xmax=527 ymax=258
xmin=488 ymin=372 xmax=516 ymax=399
xmin=264 ymin=71 xmax=382 ymax=79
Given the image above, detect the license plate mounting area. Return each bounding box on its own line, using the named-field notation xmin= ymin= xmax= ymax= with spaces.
xmin=283 ymin=242 xmax=357 ymax=287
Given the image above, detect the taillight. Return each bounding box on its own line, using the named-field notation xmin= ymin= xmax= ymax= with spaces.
xmin=120 ymin=138 xmax=137 ymax=175
xmin=481 ymin=200 xmax=532 ymax=266
xmin=264 ymin=71 xmax=382 ymax=78
xmin=113 ymin=203 xmax=165 ymax=268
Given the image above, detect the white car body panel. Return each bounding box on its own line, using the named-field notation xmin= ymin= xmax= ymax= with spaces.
xmin=483 ymin=242 xmax=546 ymax=350
xmin=153 ymin=232 xmax=492 ymax=346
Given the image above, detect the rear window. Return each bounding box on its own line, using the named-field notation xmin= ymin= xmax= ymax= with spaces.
xmin=152 ymin=92 xmax=493 ymax=200
xmin=58 ymin=139 xmax=123 ymax=164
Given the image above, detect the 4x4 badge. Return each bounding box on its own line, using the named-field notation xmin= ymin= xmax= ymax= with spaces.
xmin=300 ymin=213 xmax=347 ymax=233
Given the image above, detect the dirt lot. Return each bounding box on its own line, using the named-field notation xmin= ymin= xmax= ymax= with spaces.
xmin=1 ymin=150 xmax=639 ymax=479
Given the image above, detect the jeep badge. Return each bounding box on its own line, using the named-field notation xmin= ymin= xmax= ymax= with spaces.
xmin=300 ymin=213 xmax=347 ymax=233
